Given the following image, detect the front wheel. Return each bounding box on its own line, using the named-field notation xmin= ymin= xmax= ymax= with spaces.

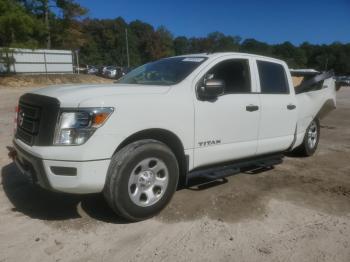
xmin=293 ymin=118 xmax=320 ymax=156
xmin=104 ymin=139 xmax=179 ymax=222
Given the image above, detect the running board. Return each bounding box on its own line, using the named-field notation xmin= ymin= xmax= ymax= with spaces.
xmin=186 ymin=154 xmax=284 ymax=186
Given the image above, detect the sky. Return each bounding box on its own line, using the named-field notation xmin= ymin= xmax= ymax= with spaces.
xmin=76 ymin=0 xmax=350 ymax=45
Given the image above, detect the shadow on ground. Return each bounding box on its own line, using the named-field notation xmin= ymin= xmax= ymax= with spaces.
xmin=2 ymin=154 xmax=350 ymax=226
xmin=1 ymin=161 xmax=275 ymax=225
xmin=158 ymin=154 xmax=350 ymax=223
xmin=1 ymin=163 xmax=125 ymax=224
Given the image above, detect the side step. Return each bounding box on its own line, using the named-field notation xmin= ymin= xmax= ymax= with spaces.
xmin=186 ymin=154 xmax=284 ymax=186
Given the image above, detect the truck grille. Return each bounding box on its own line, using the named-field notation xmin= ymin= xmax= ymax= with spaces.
xmin=15 ymin=94 xmax=60 ymax=146
xmin=16 ymin=102 xmax=41 ymax=145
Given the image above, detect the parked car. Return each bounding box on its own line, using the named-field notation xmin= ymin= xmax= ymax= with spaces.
xmin=87 ymin=66 xmax=99 ymax=75
xmin=105 ymin=66 xmax=117 ymax=78
xmin=98 ymin=66 xmax=108 ymax=75
xmin=11 ymin=53 xmax=337 ymax=221
xmin=120 ymin=67 xmax=133 ymax=77
xmin=335 ymin=76 xmax=350 ymax=87
xmin=104 ymin=66 xmax=131 ymax=79
xmin=104 ymin=66 xmax=117 ymax=78
xmin=73 ymin=65 xmax=87 ymax=74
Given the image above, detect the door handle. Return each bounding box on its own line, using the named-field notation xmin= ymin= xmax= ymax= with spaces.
xmin=246 ymin=104 xmax=259 ymax=112
xmin=287 ymin=104 xmax=296 ymax=110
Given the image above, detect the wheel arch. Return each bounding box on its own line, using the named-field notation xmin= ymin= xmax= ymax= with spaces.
xmin=316 ymin=98 xmax=336 ymax=120
xmin=292 ymin=98 xmax=336 ymax=148
xmin=114 ymin=128 xmax=188 ymax=187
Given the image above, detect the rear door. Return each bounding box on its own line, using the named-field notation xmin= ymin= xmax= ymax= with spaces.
xmin=255 ymin=59 xmax=297 ymax=154
xmin=193 ymin=56 xmax=260 ymax=168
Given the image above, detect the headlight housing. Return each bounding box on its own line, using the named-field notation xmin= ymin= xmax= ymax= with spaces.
xmin=54 ymin=107 xmax=114 ymax=145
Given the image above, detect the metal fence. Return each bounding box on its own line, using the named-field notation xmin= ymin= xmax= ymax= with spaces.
xmin=0 ymin=48 xmax=74 ymax=74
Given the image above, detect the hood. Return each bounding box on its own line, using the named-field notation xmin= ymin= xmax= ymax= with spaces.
xmin=31 ymin=83 xmax=171 ymax=107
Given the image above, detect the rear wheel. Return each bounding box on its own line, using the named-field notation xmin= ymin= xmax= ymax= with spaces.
xmin=293 ymin=118 xmax=320 ymax=156
xmin=104 ymin=139 xmax=179 ymax=221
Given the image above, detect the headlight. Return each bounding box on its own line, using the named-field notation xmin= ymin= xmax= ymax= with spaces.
xmin=54 ymin=107 xmax=114 ymax=145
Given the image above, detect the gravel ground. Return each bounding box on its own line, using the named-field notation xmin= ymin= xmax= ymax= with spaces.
xmin=0 ymin=86 xmax=349 ymax=262
xmin=0 ymin=75 xmax=113 ymax=88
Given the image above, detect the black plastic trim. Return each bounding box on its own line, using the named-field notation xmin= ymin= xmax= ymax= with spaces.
xmin=246 ymin=105 xmax=259 ymax=112
xmin=186 ymin=153 xmax=284 ymax=185
xmin=50 ymin=166 xmax=77 ymax=176
xmin=16 ymin=93 xmax=60 ymax=146
xmin=13 ymin=141 xmax=52 ymax=190
xmin=287 ymin=104 xmax=296 ymax=110
xmin=295 ymin=70 xmax=334 ymax=94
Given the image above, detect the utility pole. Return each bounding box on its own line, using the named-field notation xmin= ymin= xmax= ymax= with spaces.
xmin=44 ymin=0 xmax=51 ymax=49
xmin=125 ymin=28 xmax=130 ymax=68
xmin=75 ymin=50 xmax=79 ymax=74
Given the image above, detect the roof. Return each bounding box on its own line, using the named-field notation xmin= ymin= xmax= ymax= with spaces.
xmin=175 ymin=52 xmax=285 ymax=64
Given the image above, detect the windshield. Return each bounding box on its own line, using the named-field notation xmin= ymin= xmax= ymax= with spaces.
xmin=117 ymin=57 xmax=207 ymax=85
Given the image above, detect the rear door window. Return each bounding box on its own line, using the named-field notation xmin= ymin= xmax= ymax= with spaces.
xmin=257 ymin=61 xmax=289 ymax=94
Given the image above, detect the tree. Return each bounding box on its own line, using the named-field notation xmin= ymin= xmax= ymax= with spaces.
xmin=18 ymin=0 xmax=53 ymax=48
xmin=240 ymin=38 xmax=272 ymax=55
xmin=0 ymin=47 xmax=16 ymax=73
xmin=153 ymin=26 xmax=174 ymax=59
xmin=174 ymin=36 xmax=190 ymax=55
xmin=52 ymin=0 xmax=87 ymax=49
xmin=129 ymin=20 xmax=157 ymax=63
xmin=0 ymin=0 xmax=45 ymax=48
xmin=272 ymin=41 xmax=307 ymax=68
xmin=207 ymin=32 xmax=241 ymax=52
xmin=188 ymin=37 xmax=212 ymax=53
xmin=1 ymin=0 xmax=350 ymax=74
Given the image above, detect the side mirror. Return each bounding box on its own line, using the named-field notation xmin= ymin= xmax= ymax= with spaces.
xmin=198 ymin=79 xmax=225 ymax=99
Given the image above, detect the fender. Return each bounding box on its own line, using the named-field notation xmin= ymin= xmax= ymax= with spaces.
xmin=287 ymin=125 xmax=298 ymax=151
xmin=289 ymin=98 xmax=336 ymax=151
xmin=316 ymin=98 xmax=336 ymax=119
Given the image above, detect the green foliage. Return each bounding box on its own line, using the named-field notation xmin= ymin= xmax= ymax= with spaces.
xmin=174 ymin=36 xmax=190 ymax=55
xmin=240 ymin=38 xmax=272 ymax=56
xmin=0 ymin=47 xmax=16 ymax=73
xmin=207 ymin=32 xmax=241 ymax=52
xmin=154 ymin=26 xmax=174 ymax=59
xmin=79 ymin=18 xmax=130 ymax=65
xmin=0 ymin=0 xmax=349 ymax=74
xmin=272 ymin=41 xmax=307 ymax=68
xmin=0 ymin=0 xmax=45 ymax=48
xmin=56 ymin=0 xmax=87 ymax=20
xmin=173 ymin=32 xmax=241 ymax=56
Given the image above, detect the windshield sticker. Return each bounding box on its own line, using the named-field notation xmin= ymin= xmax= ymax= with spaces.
xmin=182 ymin=57 xmax=205 ymax=62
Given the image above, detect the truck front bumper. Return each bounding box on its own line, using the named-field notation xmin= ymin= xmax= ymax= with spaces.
xmin=11 ymin=141 xmax=110 ymax=194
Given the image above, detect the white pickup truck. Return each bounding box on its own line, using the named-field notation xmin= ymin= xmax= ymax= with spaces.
xmin=11 ymin=53 xmax=336 ymax=221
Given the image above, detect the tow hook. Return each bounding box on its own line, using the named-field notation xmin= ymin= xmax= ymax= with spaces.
xmin=7 ymin=146 xmax=17 ymax=160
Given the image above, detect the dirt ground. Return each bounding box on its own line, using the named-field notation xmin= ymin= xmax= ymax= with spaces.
xmin=0 ymin=86 xmax=349 ymax=262
xmin=0 ymin=74 xmax=113 ymax=88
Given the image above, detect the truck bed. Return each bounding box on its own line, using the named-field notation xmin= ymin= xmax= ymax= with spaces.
xmin=295 ymin=77 xmax=336 ymax=141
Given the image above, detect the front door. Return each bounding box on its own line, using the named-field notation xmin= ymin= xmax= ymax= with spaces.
xmin=193 ymin=57 xmax=260 ymax=168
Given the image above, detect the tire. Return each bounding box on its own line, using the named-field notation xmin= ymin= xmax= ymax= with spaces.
xmin=293 ymin=118 xmax=320 ymax=156
xmin=104 ymin=139 xmax=179 ymax=222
